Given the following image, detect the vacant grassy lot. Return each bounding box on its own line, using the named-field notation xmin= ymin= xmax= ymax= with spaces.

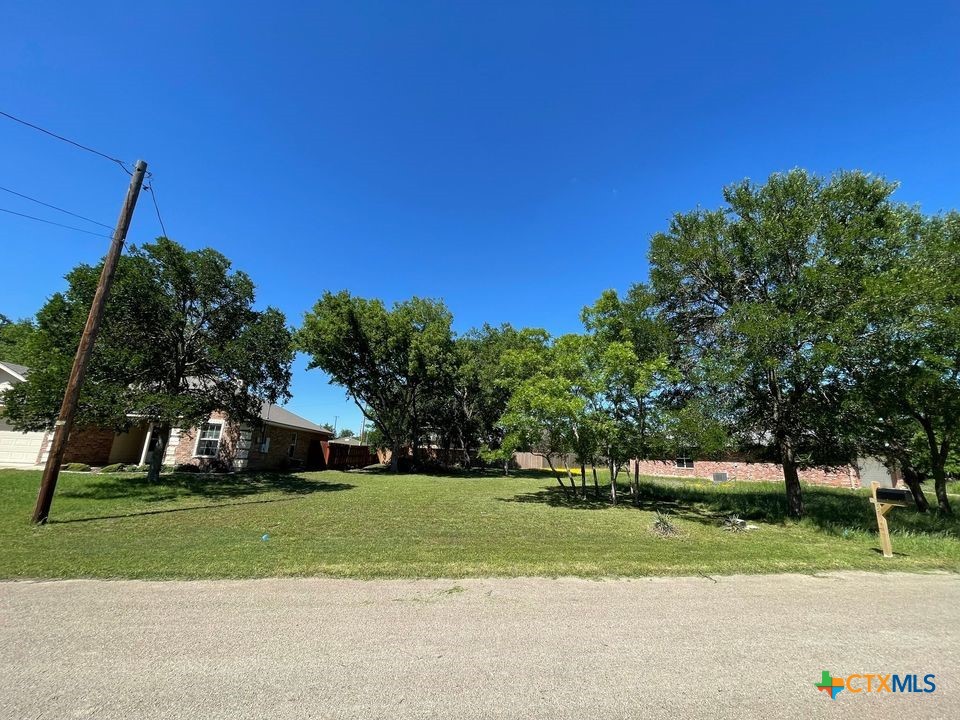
xmin=1 ymin=468 xmax=958 ymax=579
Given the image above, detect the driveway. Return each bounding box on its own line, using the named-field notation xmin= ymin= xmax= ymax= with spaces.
xmin=0 ymin=572 xmax=956 ymax=719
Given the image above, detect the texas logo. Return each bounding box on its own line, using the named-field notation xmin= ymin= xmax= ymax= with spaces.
xmin=815 ymin=670 xmax=937 ymax=699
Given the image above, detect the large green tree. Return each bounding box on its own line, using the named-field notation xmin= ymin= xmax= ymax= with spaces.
xmin=499 ymin=366 xmax=586 ymax=498
xmin=297 ymin=292 xmax=455 ymax=472
xmin=439 ymin=324 xmax=549 ymax=470
xmin=2 ymin=238 xmax=294 ymax=482
xmin=0 ymin=315 xmax=35 ymax=366
xmin=648 ymin=170 xmax=902 ymax=517
xmin=581 ymin=287 xmax=678 ymax=502
xmin=846 ymin=210 xmax=960 ymax=514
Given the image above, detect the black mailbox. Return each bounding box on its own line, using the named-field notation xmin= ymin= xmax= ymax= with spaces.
xmin=875 ymin=487 xmax=912 ymax=506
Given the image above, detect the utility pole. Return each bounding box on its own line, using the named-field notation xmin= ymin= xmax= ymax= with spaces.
xmin=32 ymin=160 xmax=147 ymax=524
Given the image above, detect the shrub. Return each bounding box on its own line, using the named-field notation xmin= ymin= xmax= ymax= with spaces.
xmin=61 ymin=463 xmax=91 ymax=472
xmin=100 ymin=463 xmax=126 ymax=473
xmin=652 ymin=510 xmax=680 ymax=537
xmin=722 ymin=514 xmax=747 ymax=532
xmin=173 ymin=463 xmax=201 ymax=473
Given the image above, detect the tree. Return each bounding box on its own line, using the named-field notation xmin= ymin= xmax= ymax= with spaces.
xmin=648 ymin=170 xmax=902 ymax=517
xmin=336 ymin=428 xmax=356 ymax=439
xmin=439 ymin=324 xmax=549 ymax=471
xmin=499 ymin=370 xmax=585 ymax=497
xmin=581 ymin=287 xmax=676 ymax=503
xmin=297 ymin=292 xmax=455 ymax=472
xmin=0 ymin=314 xmax=35 ymax=366
xmin=2 ymin=238 xmax=294 ymax=483
xmin=846 ymin=210 xmax=960 ymax=513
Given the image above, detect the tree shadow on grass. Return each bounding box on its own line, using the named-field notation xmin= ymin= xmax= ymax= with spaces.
xmin=59 ymin=471 xmax=355 ymax=504
xmin=50 ymin=496 xmax=320 ymax=524
xmin=502 ymin=478 xmax=960 ymax=539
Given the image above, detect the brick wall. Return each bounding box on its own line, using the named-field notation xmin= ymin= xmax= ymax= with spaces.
xmin=166 ymin=414 xmax=329 ymax=472
xmin=246 ymin=424 xmax=328 ymax=470
xmin=166 ymin=412 xmax=242 ymax=470
xmin=61 ymin=427 xmax=116 ymax=465
xmin=630 ymin=459 xmax=860 ymax=488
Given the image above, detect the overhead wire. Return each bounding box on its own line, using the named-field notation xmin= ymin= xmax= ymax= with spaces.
xmin=0 ymin=109 xmax=134 ymax=174
xmin=0 ymin=184 xmax=114 ymax=230
xmin=143 ymin=173 xmax=169 ymax=238
xmin=0 ymin=109 xmax=175 ymax=242
xmin=0 ymin=206 xmax=114 ymax=238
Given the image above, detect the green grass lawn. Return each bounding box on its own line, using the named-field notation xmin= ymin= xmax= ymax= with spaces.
xmin=1 ymin=468 xmax=958 ymax=579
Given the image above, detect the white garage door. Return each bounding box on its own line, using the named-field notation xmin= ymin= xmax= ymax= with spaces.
xmin=0 ymin=418 xmax=44 ymax=466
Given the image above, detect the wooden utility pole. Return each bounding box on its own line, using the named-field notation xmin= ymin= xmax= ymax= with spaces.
xmin=32 ymin=160 xmax=147 ymax=524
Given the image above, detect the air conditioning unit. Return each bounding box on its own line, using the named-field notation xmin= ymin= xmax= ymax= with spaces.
xmin=712 ymin=472 xmax=729 ymax=483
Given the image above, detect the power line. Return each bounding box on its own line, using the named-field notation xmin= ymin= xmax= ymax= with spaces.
xmin=0 ymin=184 xmax=114 ymax=230
xmin=0 ymin=109 xmax=133 ymax=174
xmin=144 ymin=175 xmax=169 ymax=238
xmin=0 ymin=206 xmax=113 ymax=238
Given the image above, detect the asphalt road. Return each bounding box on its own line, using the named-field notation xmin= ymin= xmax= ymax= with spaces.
xmin=1 ymin=572 xmax=956 ymax=719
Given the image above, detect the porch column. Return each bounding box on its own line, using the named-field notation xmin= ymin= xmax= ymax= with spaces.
xmin=139 ymin=422 xmax=155 ymax=466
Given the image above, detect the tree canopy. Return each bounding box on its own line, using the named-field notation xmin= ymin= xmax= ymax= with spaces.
xmin=647 ymin=170 xmax=903 ymax=517
xmin=297 ymin=292 xmax=455 ymax=471
xmin=2 ymin=238 xmax=294 ymax=481
xmin=7 ymin=168 xmax=956 ymax=522
xmin=842 ymin=209 xmax=960 ymax=513
xmin=0 ymin=315 xmax=35 ymax=366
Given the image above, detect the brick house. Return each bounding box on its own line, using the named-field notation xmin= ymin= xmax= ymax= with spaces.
xmin=511 ymin=446 xmax=898 ymax=490
xmin=119 ymin=402 xmax=335 ymax=471
xmin=1 ymin=360 xmax=333 ymax=471
xmin=30 ymin=403 xmax=334 ymax=471
xmin=628 ymin=455 xmax=898 ymax=489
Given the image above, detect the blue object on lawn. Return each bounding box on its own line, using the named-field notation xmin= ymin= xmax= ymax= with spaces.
xmin=261 ymin=533 xmax=270 ymax=542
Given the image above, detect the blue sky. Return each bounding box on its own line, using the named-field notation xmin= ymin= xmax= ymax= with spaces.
xmin=2 ymin=1 xmax=959 ymax=432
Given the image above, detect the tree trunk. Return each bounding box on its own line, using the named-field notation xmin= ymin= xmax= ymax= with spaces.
xmin=781 ymin=453 xmax=803 ymax=519
xmin=545 ymin=456 xmax=571 ymax=498
xmin=632 ymin=460 xmax=640 ymax=507
xmin=389 ymin=442 xmax=400 ymax=473
xmin=900 ymin=463 xmax=930 ymax=513
xmin=410 ymin=427 xmax=420 ymax=470
xmin=503 ymin=458 xmax=509 ymax=476
xmin=609 ymin=459 xmax=618 ymax=506
xmin=592 ymin=464 xmax=600 ymax=499
xmin=580 ymin=460 xmax=587 ymax=498
xmin=457 ymin=428 xmax=471 ymax=470
xmin=147 ymin=423 xmax=170 ymax=483
xmin=931 ymin=462 xmax=951 ymax=515
xmin=565 ymin=466 xmax=578 ymax=499
xmin=919 ymin=419 xmax=952 ymax=514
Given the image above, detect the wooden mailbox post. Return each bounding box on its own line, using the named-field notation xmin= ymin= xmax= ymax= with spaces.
xmin=869 ymin=481 xmax=912 ymax=558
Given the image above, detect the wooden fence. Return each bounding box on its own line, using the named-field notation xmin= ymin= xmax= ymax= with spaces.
xmin=322 ymin=441 xmax=379 ymax=470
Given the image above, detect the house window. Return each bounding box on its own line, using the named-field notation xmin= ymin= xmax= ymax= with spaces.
xmin=195 ymin=421 xmax=223 ymax=458
xmin=675 ymin=454 xmax=694 ymax=469
xmin=288 ymin=432 xmax=298 ymax=458
xmin=258 ymin=426 xmax=270 ymax=453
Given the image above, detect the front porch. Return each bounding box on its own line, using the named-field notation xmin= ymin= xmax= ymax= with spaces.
xmin=107 ymin=422 xmax=160 ymax=466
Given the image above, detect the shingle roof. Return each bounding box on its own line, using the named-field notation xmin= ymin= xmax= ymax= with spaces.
xmin=0 ymin=361 xmax=28 ymax=380
xmin=259 ymin=402 xmax=333 ymax=435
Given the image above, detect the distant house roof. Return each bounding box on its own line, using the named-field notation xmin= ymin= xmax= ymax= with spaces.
xmin=259 ymin=402 xmax=333 ymax=435
xmin=329 ymin=436 xmax=362 ymax=445
xmin=0 ymin=361 xmax=28 ymax=381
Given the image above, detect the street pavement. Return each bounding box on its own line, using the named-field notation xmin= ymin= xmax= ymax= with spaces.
xmin=1 ymin=572 xmax=956 ymax=719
